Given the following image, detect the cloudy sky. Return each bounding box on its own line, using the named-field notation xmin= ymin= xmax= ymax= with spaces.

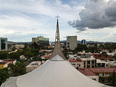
xmin=0 ymin=0 xmax=116 ymax=42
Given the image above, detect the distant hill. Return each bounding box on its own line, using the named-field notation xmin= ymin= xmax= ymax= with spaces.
xmin=7 ymin=41 xmax=17 ymax=45
xmin=7 ymin=41 xmax=32 ymax=45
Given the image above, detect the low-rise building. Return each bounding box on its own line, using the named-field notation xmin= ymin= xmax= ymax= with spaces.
xmin=68 ymin=53 xmax=97 ymax=68
xmin=68 ymin=58 xmax=84 ymax=69
xmin=78 ymin=68 xmax=99 ymax=81
xmin=90 ymin=68 xmax=116 ymax=83
xmin=97 ymin=59 xmax=110 ymax=68
xmin=26 ymin=61 xmax=43 ymax=72
xmin=14 ymin=44 xmax=24 ymax=49
xmin=0 ymin=59 xmax=16 ymax=69
xmin=20 ymin=55 xmax=26 ymax=60
xmin=41 ymin=55 xmax=50 ymax=59
xmin=109 ymin=61 xmax=116 ymax=68
xmin=78 ymin=68 xmax=116 ymax=83
xmin=80 ymin=54 xmax=97 ymax=68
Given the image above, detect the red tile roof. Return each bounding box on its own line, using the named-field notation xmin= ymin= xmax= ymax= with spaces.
xmin=41 ymin=55 xmax=50 ymax=58
xmin=0 ymin=62 xmax=6 ymax=65
xmin=68 ymin=59 xmax=82 ymax=62
xmin=78 ymin=68 xmax=116 ymax=76
xmin=90 ymin=68 xmax=116 ymax=73
xmin=3 ymin=59 xmax=15 ymax=63
xmin=78 ymin=68 xmax=97 ymax=76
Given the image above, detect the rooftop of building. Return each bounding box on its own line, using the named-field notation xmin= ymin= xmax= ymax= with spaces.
xmin=90 ymin=68 xmax=116 ymax=73
xmin=78 ymin=68 xmax=97 ymax=76
xmin=3 ymin=59 xmax=16 ymax=63
xmin=0 ymin=59 xmax=16 ymax=65
xmin=68 ymin=58 xmax=82 ymax=62
xmin=79 ymin=68 xmax=116 ymax=75
xmin=78 ymin=68 xmax=116 ymax=77
xmin=109 ymin=61 xmax=116 ymax=66
xmin=0 ymin=62 xmax=6 ymax=65
xmin=26 ymin=61 xmax=42 ymax=68
xmin=41 ymin=55 xmax=50 ymax=58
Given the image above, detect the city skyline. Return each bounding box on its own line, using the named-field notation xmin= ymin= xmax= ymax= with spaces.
xmin=0 ymin=0 xmax=116 ymax=42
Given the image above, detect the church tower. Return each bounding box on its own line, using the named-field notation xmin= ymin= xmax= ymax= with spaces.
xmin=50 ymin=17 xmax=66 ymax=60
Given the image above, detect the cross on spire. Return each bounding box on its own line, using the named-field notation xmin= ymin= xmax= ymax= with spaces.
xmin=56 ymin=15 xmax=60 ymax=19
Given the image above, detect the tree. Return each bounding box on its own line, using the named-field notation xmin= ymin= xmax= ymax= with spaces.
xmin=31 ymin=42 xmax=39 ymax=49
xmin=75 ymin=44 xmax=88 ymax=52
xmin=109 ymin=70 xmax=116 ymax=86
xmin=0 ymin=52 xmax=8 ymax=59
xmin=113 ymin=54 xmax=116 ymax=59
xmin=63 ymin=48 xmax=69 ymax=59
xmin=12 ymin=47 xmax=16 ymax=51
xmin=24 ymin=52 xmax=33 ymax=58
xmin=112 ymin=70 xmax=116 ymax=86
xmin=102 ymin=52 xmax=108 ymax=57
xmin=8 ymin=52 xmax=20 ymax=60
xmin=8 ymin=61 xmax=26 ymax=76
xmin=99 ymin=76 xmax=104 ymax=83
xmin=0 ymin=68 xmax=9 ymax=85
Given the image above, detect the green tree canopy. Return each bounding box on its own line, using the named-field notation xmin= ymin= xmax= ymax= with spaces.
xmin=0 ymin=68 xmax=9 ymax=85
xmin=8 ymin=61 xmax=26 ymax=76
xmin=0 ymin=52 xmax=8 ymax=59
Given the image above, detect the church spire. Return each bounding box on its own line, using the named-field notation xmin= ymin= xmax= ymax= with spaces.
xmin=50 ymin=16 xmax=66 ymax=60
xmin=55 ymin=18 xmax=60 ymax=42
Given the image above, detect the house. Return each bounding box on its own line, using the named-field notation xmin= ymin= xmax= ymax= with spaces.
xmin=0 ymin=59 xmax=16 ymax=69
xmin=78 ymin=68 xmax=99 ymax=81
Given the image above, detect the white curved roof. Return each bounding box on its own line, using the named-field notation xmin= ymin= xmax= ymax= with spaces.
xmin=1 ymin=55 xmax=110 ymax=87
xmin=50 ymin=54 xmax=64 ymax=61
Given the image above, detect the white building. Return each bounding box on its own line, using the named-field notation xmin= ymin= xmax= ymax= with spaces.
xmin=26 ymin=61 xmax=42 ymax=72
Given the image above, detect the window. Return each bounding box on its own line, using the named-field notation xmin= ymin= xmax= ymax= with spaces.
xmin=87 ymin=61 xmax=90 ymax=64
xmin=1 ymin=39 xmax=5 ymax=50
xmin=72 ymin=64 xmax=75 ymax=65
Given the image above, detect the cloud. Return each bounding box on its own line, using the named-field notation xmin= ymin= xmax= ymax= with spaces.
xmin=68 ymin=0 xmax=116 ymax=31
xmin=0 ymin=0 xmax=84 ymax=20
xmin=0 ymin=0 xmax=85 ymax=42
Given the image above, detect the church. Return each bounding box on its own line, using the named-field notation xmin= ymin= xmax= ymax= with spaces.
xmin=1 ymin=18 xmax=110 ymax=87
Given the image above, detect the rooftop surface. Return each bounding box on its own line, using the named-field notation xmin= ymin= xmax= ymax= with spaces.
xmin=78 ymin=68 xmax=116 ymax=76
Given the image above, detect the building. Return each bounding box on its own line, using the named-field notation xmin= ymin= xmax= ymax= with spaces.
xmin=88 ymin=68 xmax=116 ymax=83
xmin=41 ymin=55 xmax=50 ymax=59
xmin=80 ymin=54 xmax=97 ymax=68
xmin=66 ymin=36 xmax=77 ymax=50
xmin=14 ymin=44 xmax=24 ymax=49
xmin=78 ymin=68 xmax=116 ymax=83
xmin=32 ymin=36 xmax=49 ymax=48
xmin=78 ymin=68 xmax=99 ymax=81
xmin=0 ymin=37 xmax=7 ymax=51
xmin=26 ymin=61 xmax=42 ymax=73
xmin=0 ymin=59 xmax=16 ymax=69
xmin=68 ymin=54 xmax=97 ymax=69
xmin=68 ymin=58 xmax=84 ymax=69
xmin=1 ymin=18 xmax=110 ymax=87
xmin=81 ymin=39 xmax=86 ymax=45
xmin=108 ymin=61 xmax=116 ymax=68
xmin=97 ymin=59 xmax=110 ymax=68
